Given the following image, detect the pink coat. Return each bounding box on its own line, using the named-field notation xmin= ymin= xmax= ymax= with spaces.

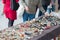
xmin=2 ymin=0 xmax=19 ymax=20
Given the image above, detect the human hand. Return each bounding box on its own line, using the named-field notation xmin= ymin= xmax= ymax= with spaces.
xmin=45 ymin=12 xmax=50 ymax=16
xmin=25 ymin=6 xmax=29 ymax=11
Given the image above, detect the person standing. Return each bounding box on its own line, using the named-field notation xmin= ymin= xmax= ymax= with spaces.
xmin=41 ymin=0 xmax=51 ymax=11
xmin=2 ymin=0 xmax=19 ymax=27
xmin=38 ymin=0 xmax=51 ymax=17
xmin=21 ymin=0 xmax=45 ymax=22
xmin=58 ymin=0 xmax=60 ymax=10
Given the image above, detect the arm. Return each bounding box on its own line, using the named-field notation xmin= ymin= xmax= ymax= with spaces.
xmin=16 ymin=0 xmax=19 ymax=3
xmin=38 ymin=0 xmax=45 ymax=13
xmin=21 ymin=0 xmax=27 ymax=8
xmin=21 ymin=0 xmax=29 ymax=11
xmin=2 ymin=0 xmax=6 ymax=4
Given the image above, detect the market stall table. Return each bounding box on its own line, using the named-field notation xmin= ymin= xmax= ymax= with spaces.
xmin=0 ymin=16 xmax=60 ymax=40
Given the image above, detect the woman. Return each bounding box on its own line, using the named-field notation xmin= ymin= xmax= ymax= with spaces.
xmin=2 ymin=0 xmax=19 ymax=27
xmin=22 ymin=0 xmax=45 ymax=22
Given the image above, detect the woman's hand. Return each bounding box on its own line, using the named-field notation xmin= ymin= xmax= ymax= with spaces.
xmin=24 ymin=6 xmax=29 ymax=11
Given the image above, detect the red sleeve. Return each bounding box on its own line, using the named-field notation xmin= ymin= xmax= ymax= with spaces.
xmin=16 ymin=0 xmax=19 ymax=3
xmin=2 ymin=0 xmax=6 ymax=4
